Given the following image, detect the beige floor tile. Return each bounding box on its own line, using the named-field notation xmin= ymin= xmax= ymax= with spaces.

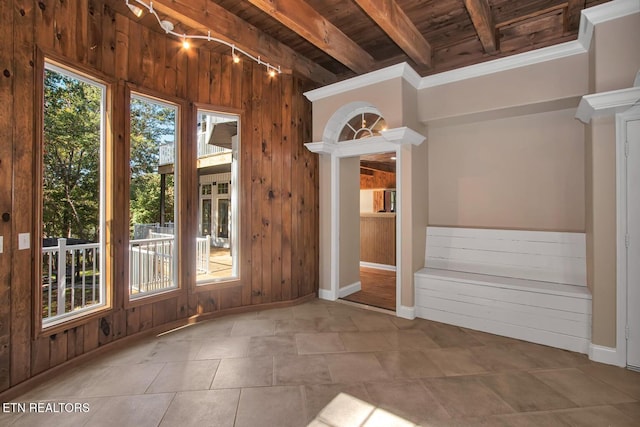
xmin=256 ymin=307 xmax=294 ymax=320
xmin=315 ymin=316 xmax=359 ymax=332
xmin=480 ymin=372 xmax=577 ymax=412
xmin=375 ymin=350 xmax=444 ymax=379
xmin=78 ymin=363 xmax=165 ymax=397
xmin=248 ymin=335 xmax=297 ymax=356
xmin=84 ymin=393 xmax=174 ymax=427
xmin=235 ymin=386 xmax=306 ymax=427
xmin=423 ymin=376 xmax=514 ymax=418
xmin=307 ymin=419 xmax=332 ymax=427
xmin=417 ymin=322 xmax=483 ymax=348
xmin=160 ymin=389 xmax=240 ymax=427
xmin=230 ymin=319 xmax=276 ymax=337
xmin=339 ymin=332 xmax=395 ymax=352
xmin=146 ymin=359 xmax=220 ymax=393
xmin=389 ymin=316 xmax=424 ymax=330
xmin=172 ymin=320 xmax=234 ymax=340
xmin=470 ymin=344 xmax=541 ymax=372
xmin=143 ymin=340 xmax=203 ymax=363
xmin=350 ymin=314 xmax=398 ymax=332
xmin=276 ymin=318 xmax=319 ymax=335
xmin=510 ymin=342 xmax=589 ymax=369
xmin=554 ymin=405 xmax=638 ymax=427
xmin=425 ymin=348 xmax=488 ymax=376
xmin=613 ymin=401 xmax=640 ymax=421
xmin=274 ymin=354 xmax=332 ymax=386
xmin=364 ymin=379 xmax=450 ymax=424
xmin=292 ymin=304 xmax=331 ymax=319
xmin=326 ymin=353 xmax=390 ymax=383
xmin=196 ymin=336 xmax=250 ymax=359
xmin=90 ymin=338 xmax=157 ymax=366
xmin=304 ymin=383 xmax=371 ymax=421
xmin=577 ymin=363 xmax=640 ymax=399
xmin=464 ymin=329 xmax=522 ymax=346
xmin=316 ymin=392 xmax=375 ymax=427
xmin=532 ymin=368 xmax=636 ymax=406
xmin=211 ymin=356 xmax=273 ymax=389
xmin=491 ymin=412 xmax=570 ymax=426
xmin=382 ymin=329 xmax=440 ymax=351
xmin=296 ymin=333 xmax=346 ymax=354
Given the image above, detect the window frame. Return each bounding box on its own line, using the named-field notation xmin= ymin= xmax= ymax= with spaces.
xmin=193 ymin=105 xmax=242 ymax=289
xmin=125 ymin=87 xmax=186 ymax=305
xmin=35 ymin=54 xmax=114 ymax=335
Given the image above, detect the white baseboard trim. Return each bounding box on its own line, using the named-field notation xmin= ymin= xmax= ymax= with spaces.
xmin=338 ymin=281 xmax=362 ymax=298
xmin=588 ymin=344 xmax=624 ymax=367
xmin=318 ymin=288 xmax=337 ymax=301
xmin=396 ymin=305 xmax=415 ymax=320
xmin=359 ymin=261 xmax=397 ymax=272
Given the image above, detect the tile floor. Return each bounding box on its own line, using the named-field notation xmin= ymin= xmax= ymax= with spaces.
xmin=2 ymin=299 xmax=640 ymax=426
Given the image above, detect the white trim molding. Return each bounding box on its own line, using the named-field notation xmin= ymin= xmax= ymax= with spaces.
xmin=589 ymin=344 xmax=624 ymax=366
xmin=318 ymin=288 xmax=337 ymax=301
xmin=338 ymin=281 xmax=362 ymax=298
xmin=576 ymin=87 xmax=640 ymax=123
xmin=304 ymin=126 xmax=427 ymax=157
xmin=304 ymin=63 xmax=421 ymax=102
xmin=397 ymin=305 xmax=416 ymax=320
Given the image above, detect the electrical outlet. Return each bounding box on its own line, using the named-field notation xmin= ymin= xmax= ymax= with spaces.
xmin=18 ymin=233 xmax=30 ymax=250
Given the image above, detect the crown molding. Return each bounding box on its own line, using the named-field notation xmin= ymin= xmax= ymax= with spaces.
xmin=304 ymin=63 xmax=421 ymax=102
xmin=303 ymin=0 xmax=639 ymax=101
xmin=576 ymin=86 xmax=640 ymax=123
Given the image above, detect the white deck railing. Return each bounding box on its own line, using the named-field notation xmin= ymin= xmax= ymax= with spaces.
xmin=42 ymin=238 xmax=101 ymax=325
xmin=129 ymin=234 xmax=175 ymax=297
xmin=158 ymin=138 xmax=231 ymax=166
xmin=196 ymin=235 xmax=211 ymax=274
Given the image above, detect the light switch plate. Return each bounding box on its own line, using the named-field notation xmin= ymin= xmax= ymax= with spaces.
xmin=18 ymin=233 xmax=30 ymax=250
xmin=0 ymin=236 xmax=3 ymax=254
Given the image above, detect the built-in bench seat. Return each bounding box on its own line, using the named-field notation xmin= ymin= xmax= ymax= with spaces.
xmin=414 ymin=227 xmax=592 ymax=354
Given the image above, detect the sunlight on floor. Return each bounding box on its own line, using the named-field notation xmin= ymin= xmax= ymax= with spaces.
xmin=309 ymin=393 xmax=417 ymax=427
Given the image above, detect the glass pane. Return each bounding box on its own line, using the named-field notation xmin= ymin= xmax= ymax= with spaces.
xmin=129 ymin=94 xmax=178 ymax=298
xmin=42 ymin=63 xmax=106 ymax=325
xmin=196 ymin=110 xmax=239 ymax=283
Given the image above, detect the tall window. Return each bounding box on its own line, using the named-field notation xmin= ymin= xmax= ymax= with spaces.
xmin=41 ymin=62 xmax=106 ymax=326
xmin=196 ymin=110 xmax=239 ymax=283
xmin=129 ymin=94 xmax=179 ymax=298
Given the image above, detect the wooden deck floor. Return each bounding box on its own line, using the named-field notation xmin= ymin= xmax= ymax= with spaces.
xmin=341 ymin=267 xmax=396 ymax=311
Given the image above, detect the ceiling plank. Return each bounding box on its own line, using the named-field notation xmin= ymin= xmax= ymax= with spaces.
xmin=353 ymin=0 xmax=432 ymax=67
xmin=566 ymin=0 xmax=585 ymax=31
xmin=244 ymin=0 xmax=376 ymax=74
xmin=116 ymin=0 xmax=336 ymax=85
xmin=463 ymin=0 xmax=498 ymax=53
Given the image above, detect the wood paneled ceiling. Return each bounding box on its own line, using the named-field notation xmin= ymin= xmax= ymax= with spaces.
xmin=115 ymin=0 xmax=613 ymax=86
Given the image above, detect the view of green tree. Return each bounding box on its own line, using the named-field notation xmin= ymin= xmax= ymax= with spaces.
xmin=43 ymin=69 xmax=102 ymax=241
xmin=129 ymin=96 xmax=177 ymax=235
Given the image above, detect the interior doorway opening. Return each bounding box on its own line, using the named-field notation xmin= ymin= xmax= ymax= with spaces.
xmin=341 ymin=152 xmax=397 ymax=311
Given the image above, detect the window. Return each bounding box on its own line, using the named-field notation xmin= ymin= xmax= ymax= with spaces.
xmin=128 ymin=94 xmax=179 ymax=298
xmin=338 ymin=112 xmax=386 ymax=141
xmin=196 ymin=110 xmax=239 ymax=283
xmin=41 ymin=62 xmax=107 ymax=326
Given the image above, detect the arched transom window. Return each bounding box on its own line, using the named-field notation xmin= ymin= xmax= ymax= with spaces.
xmin=338 ymin=112 xmax=387 ymax=141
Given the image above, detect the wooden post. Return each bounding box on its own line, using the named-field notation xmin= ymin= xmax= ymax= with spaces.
xmin=160 ymin=173 xmax=166 ymax=226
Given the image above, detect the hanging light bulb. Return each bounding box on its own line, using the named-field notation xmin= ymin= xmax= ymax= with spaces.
xmin=182 ymin=36 xmax=190 ymax=49
xmin=232 ymin=47 xmax=240 ymax=64
xmin=268 ymin=68 xmax=276 ymax=78
xmin=126 ymin=0 xmax=143 ymax=17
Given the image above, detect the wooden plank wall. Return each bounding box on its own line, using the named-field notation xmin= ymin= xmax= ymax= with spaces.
xmin=360 ymin=169 xmax=395 ymax=189
xmin=0 ymin=0 xmax=318 ymax=394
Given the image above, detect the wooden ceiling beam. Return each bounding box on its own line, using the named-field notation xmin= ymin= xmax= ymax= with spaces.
xmin=463 ymin=0 xmax=498 ymax=54
xmin=353 ymin=0 xmax=432 ymax=67
xmin=245 ymin=0 xmax=376 ymax=74
xmin=360 ymin=161 xmax=395 ymax=174
xmin=566 ymin=0 xmax=585 ymax=32
xmin=121 ymin=0 xmax=336 ymax=85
